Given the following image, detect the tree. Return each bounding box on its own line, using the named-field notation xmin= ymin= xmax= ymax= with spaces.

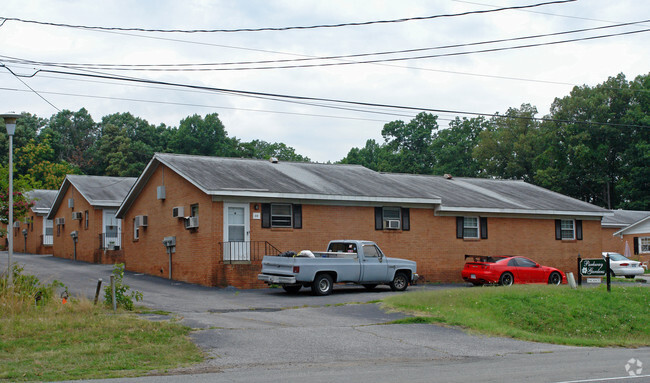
xmin=339 ymin=139 xmax=388 ymax=170
xmin=431 ymin=116 xmax=489 ymax=177
xmin=14 ymin=138 xmax=79 ymax=189
xmin=535 ymin=73 xmax=646 ymax=208
xmin=235 ymin=139 xmax=310 ymax=162
xmin=40 ymin=108 xmax=97 ymax=173
xmin=168 ymin=113 xmax=235 ymax=157
xmin=473 ymin=104 xmax=542 ymax=182
xmin=0 ymin=164 xmax=35 ymax=237
xmin=0 ymin=112 xmax=45 ymax=166
xmin=381 ymin=112 xmax=439 ymax=174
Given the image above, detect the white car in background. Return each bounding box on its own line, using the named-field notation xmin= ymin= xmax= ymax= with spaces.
xmin=601 ymin=252 xmax=645 ymax=278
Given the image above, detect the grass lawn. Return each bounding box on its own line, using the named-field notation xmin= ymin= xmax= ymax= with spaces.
xmin=382 ymin=285 xmax=649 ymax=347
xmin=0 ymin=299 xmax=203 ymax=382
xmin=1 ymin=267 xmax=204 ymax=382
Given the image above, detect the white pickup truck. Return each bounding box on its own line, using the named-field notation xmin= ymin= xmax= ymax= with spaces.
xmin=258 ymin=240 xmax=418 ymax=295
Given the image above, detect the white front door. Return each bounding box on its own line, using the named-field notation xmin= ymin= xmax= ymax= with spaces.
xmin=103 ymin=209 xmax=121 ymax=248
xmin=223 ymin=203 xmax=250 ymax=261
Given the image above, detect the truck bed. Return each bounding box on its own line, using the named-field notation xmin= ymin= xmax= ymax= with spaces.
xmin=260 ymin=253 xmax=362 ymax=283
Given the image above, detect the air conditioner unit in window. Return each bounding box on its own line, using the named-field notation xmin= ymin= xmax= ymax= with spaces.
xmin=55 ymin=217 xmax=65 ymax=225
xmin=135 ymin=215 xmax=148 ymax=227
xmin=172 ymin=206 xmax=184 ymax=218
xmin=71 ymin=211 xmax=82 ymax=220
xmin=386 ymin=219 xmax=401 ymax=230
xmin=13 ymin=221 xmax=20 ymax=228
xmin=184 ymin=216 xmax=199 ymax=229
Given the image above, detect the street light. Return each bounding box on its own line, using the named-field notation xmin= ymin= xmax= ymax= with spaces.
xmin=1 ymin=112 xmax=21 ymax=286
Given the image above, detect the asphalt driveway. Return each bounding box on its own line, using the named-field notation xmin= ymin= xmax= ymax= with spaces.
xmin=4 ymin=252 xmax=649 ymax=383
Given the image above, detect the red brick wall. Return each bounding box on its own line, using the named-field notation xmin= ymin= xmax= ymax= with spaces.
xmin=12 ymin=214 xmax=52 ymax=254
xmin=249 ymin=206 xmax=602 ymax=284
xmin=601 ymin=227 xmax=625 ymax=254
xmin=120 ymin=165 xmax=604 ymax=288
xmin=122 ymin=164 xmax=219 ymax=286
xmin=51 ymin=186 xmax=103 ymax=262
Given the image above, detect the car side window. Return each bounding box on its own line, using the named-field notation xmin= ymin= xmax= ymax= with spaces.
xmin=507 ymin=258 xmax=518 ymax=267
xmin=517 ymin=258 xmax=537 ymax=268
xmin=363 ymin=245 xmax=378 ymax=258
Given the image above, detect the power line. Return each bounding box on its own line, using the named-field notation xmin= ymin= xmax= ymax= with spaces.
xmin=3 ymin=19 xmax=646 ymax=70
xmin=0 ymin=64 xmax=429 ymax=119
xmin=0 ymin=1 xmax=577 ymax=33
xmin=3 ymin=64 xmax=61 ymax=112
xmin=0 ymin=86 xmax=429 ymax=123
xmin=452 ymin=0 xmax=650 ymax=25
xmin=5 ymin=27 xmax=647 ymax=73
xmin=15 ymin=66 xmax=649 ymax=129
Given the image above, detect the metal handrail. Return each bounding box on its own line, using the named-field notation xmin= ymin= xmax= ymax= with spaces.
xmin=219 ymin=241 xmax=282 ymax=264
xmin=99 ymin=232 xmax=122 ymax=250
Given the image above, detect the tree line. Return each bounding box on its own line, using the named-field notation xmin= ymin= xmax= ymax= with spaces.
xmin=0 ymin=72 xmax=648 ymax=216
xmin=0 ymin=111 xmax=310 ymax=191
xmin=340 ymin=73 xmax=649 ymax=210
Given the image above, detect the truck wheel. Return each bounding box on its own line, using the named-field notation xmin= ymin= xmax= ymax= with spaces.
xmin=389 ymin=272 xmax=409 ymax=291
xmin=282 ymin=285 xmax=302 ymax=294
xmin=312 ymin=274 xmax=333 ymax=296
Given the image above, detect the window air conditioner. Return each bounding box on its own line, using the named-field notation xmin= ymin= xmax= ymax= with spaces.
xmin=386 ymin=219 xmax=401 ymax=230
xmin=13 ymin=221 xmax=21 ymax=228
xmin=185 ymin=216 xmax=199 ymax=229
xmin=55 ymin=217 xmax=65 ymax=225
xmin=172 ymin=206 xmax=184 ymax=218
xmin=135 ymin=215 xmax=148 ymax=227
xmin=72 ymin=212 xmax=82 ymax=220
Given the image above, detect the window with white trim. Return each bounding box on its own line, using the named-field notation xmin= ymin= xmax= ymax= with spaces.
xmin=463 ymin=217 xmax=479 ymax=239
xmin=640 ymin=237 xmax=650 ymax=253
xmin=133 ymin=218 xmax=139 ymax=240
xmin=560 ymin=219 xmax=575 ymax=240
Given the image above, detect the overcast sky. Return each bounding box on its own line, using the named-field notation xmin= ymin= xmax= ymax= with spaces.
xmin=1 ymin=0 xmax=649 ymax=162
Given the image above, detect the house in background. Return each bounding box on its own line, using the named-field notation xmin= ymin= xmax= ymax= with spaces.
xmin=601 ymin=210 xmax=650 ymax=256
xmin=612 ymin=213 xmax=650 ymax=266
xmin=116 ymin=153 xmax=607 ymax=289
xmin=12 ymin=189 xmax=58 ymax=254
xmin=47 ymin=175 xmax=136 ymax=264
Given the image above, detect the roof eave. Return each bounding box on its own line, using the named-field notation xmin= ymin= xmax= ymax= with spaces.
xmin=613 ymin=215 xmax=650 ymax=236
xmin=436 ymin=206 xmax=607 ymax=218
xmin=207 ymin=190 xmax=441 ymax=205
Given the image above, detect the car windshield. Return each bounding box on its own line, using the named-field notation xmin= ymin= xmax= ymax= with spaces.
xmin=606 ymin=253 xmax=628 ymax=262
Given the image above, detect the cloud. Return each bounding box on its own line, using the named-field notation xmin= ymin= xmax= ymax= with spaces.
xmin=1 ymin=0 xmax=648 ymax=162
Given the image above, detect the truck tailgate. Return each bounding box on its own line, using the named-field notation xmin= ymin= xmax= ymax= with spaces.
xmin=260 ymin=256 xmax=297 ymax=276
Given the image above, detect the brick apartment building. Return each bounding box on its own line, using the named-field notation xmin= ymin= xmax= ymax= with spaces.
xmin=601 ymin=210 xmax=650 ymax=255
xmin=611 ymin=213 xmax=650 ymax=266
xmin=47 ymin=175 xmax=136 ymax=264
xmin=11 ymin=189 xmax=57 ymax=254
xmin=116 ymin=153 xmax=607 ymax=288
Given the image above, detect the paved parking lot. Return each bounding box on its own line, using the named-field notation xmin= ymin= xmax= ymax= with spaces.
xmin=5 ymin=252 xmax=649 ymax=383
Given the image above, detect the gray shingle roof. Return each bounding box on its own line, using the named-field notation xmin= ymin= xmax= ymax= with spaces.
xmin=25 ymin=189 xmax=58 ymax=215
xmin=382 ymin=173 xmax=608 ymax=217
xmin=602 ymin=210 xmax=650 ymax=228
xmin=160 ymin=153 xmax=441 ymax=200
xmin=48 ymin=175 xmax=136 ymax=219
xmin=117 ymin=153 xmax=608 ymax=219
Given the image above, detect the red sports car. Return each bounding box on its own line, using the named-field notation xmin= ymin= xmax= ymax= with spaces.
xmin=461 ymin=255 xmax=565 ymax=286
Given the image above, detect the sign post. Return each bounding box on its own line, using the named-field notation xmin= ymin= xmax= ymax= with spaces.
xmin=580 ymin=258 xmax=611 ymax=291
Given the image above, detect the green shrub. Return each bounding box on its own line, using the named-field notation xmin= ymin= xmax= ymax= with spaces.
xmin=1 ymin=264 xmax=67 ymax=313
xmin=103 ymin=263 xmax=142 ymax=310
